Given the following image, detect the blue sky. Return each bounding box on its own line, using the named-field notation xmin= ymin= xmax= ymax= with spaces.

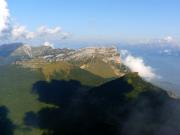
xmin=5 ymin=0 xmax=180 ymax=43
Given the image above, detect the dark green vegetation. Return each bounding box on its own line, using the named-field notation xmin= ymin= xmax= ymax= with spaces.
xmin=0 ymin=64 xmax=180 ymax=135
xmin=0 ymin=64 xmax=107 ymax=135
xmin=0 ymin=65 xmax=45 ymax=135
xmin=0 ymin=106 xmax=15 ymax=135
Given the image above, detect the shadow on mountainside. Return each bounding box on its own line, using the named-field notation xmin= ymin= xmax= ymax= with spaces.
xmin=0 ymin=106 xmax=15 ymax=135
xmin=0 ymin=43 xmax=23 ymax=57
xmin=24 ymin=75 xmax=180 ymax=135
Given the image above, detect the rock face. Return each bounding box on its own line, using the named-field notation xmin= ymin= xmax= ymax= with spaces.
xmin=53 ymin=47 xmax=121 ymax=66
xmin=0 ymin=43 xmax=127 ymax=78
xmin=11 ymin=44 xmax=32 ymax=58
xmin=0 ymin=43 xmax=121 ymax=64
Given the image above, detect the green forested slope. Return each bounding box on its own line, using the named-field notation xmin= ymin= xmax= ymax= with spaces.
xmin=0 ymin=64 xmax=179 ymax=135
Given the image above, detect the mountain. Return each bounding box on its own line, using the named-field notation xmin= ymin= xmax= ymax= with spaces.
xmin=0 ymin=43 xmax=119 ymax=60
xmin=23 ymin=73 xmax=180 ymax=135
xmin=0 ymin=63 xmax=107 ymax=135
xmin=80 ymin=74 xmax=180 ymax=135
xmin=11 ymin=44 xmax=32 ymax=58
xmin=0 ymin=43 xmax=23 ymax=57
xmin=2 ymin=44 xmax=127 ymax=78
xmin=0 ymin=43 xmax=179 ymax=135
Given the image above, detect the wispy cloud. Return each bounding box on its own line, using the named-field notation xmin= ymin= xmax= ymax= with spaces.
xmin=10 ymin=25 xmax=70 ymax=41
xmin=145 ymin=36 xmax=179 ymax=47
xmin=153 ymin=36 xmax=177 ymax=45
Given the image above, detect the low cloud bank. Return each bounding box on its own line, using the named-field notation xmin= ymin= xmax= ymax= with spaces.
xmin=120 ymin=50 xmax=157 ymax=80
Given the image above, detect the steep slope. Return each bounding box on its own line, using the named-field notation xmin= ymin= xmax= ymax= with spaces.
xmin=79 ymin=57 xmax=122 ymax=78
xmin=82 ymin=74 xmax=180 ymax=135
xmin=0 ymin=63 xmax=107 ymax=135
xmin=23 ymin=73 xmax=180 ymax=135
xmin=10 ymin=45 xmax=54 ymax=58
xmin=15 ymin=59 xmax=107 ymax=86
xmin=0 ymin=43 xmax=23 ymax=57
xmin=11 ymin=44 xmax=32 ymax=58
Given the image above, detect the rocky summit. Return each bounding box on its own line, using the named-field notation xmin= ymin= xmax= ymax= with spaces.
xmin=0 ymin=43 xmax=120 ymax=63
xmin=0 ymin=43 xmax=127 ymax=78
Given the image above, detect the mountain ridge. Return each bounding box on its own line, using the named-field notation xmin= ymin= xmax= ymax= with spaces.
xmin=0 ymin=43 xmax=126 ymax=78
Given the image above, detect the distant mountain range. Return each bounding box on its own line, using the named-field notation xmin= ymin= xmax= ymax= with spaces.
xmin=0 ymin=43 xmax=120 ymax=61
xmin=0 ymin=43 xmax=128 ymax=78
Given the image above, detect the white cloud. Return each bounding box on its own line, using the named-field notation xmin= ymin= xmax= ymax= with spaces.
xmin=146 ymin=36 xmax=178 ymax=46
xmin=125 ymin=36 xmax=180 ymax=48
xmin=9 ymin=25 xmax=70 ymax=41
xmin=11 ymin=25 xmax=34 ymax=40
xmin=43 ymin=41 xmax=54 ymax=48
xmin=163 ymin=36 xmax=175 ymax=43
xmin=0 ymin=23 xmax=70 ymax=44
xmin=159 ymin=49 xmax=172 ymax=55
xmin=37 ymin=26 xmax=61 ymax=34
xmin=155 ymin=36 xmax=176 ymax=44
xmin=0 ymin=0 xmax=70 ymax=45
xmin=0 ymin=0 xmax=10 ymax=34
xmin=120 ymin=50 xmax=157 ymax=80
